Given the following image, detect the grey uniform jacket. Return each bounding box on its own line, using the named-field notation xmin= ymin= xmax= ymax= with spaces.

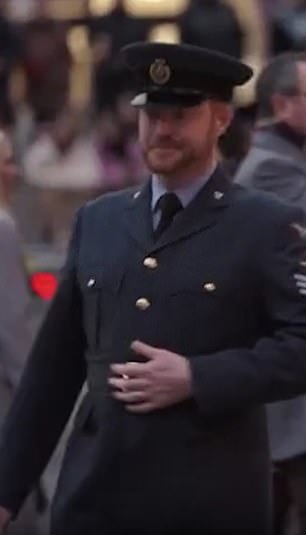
xmin=1 ymin=168 xmax=306 ymax=535
xmin=235 ymin=128 xmax=306 ymax=461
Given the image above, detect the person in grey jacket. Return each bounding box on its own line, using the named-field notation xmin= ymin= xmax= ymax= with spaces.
xmin=0 ymin=132 xmax=31 ymax=404
xmin=0 ymin=130 xmax=41 ymax=535
xmin=235 ymin=52 xmax=306 ymax=204
xmin=235 ymin=52 xmax=306 ymax=534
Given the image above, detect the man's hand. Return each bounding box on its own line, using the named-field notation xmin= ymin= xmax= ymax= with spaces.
xmin=0 ymin=506 xmax=11 ymax=533
xmin=108 ymin=340 xmax=192 ymax=413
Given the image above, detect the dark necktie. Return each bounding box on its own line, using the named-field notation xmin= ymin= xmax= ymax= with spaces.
xmin=154 ymin=192 xmax=183 ymax=240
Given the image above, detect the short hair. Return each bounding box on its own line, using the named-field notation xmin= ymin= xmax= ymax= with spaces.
xmin=256 ymin=52 xmax=306 ymax=120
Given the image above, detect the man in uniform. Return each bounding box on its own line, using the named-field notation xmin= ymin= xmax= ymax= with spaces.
xmin=0 ymin=42 xmax=306 ymax=535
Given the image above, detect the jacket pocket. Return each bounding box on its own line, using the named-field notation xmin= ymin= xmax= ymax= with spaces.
xmin=79 ymin=271 xmax=104 ymax=350
xmin=78 ymin=267 xmax=124 ymax=351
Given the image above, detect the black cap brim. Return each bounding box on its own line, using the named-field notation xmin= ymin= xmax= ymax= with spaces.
xmin=131 ymin=91 xmax=208 ymax=108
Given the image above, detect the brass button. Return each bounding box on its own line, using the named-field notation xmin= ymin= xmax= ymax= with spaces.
xmin=136 ymin=298 xmax=151 ymax=310
xmin=203 ymin=282 xmax=216 ymax=292
xmin=143 ymin=257 xmax=158 ymax=269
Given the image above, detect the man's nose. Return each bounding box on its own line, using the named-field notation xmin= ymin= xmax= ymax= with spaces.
xmin=154 ymin=118 xmax=173 ymax=137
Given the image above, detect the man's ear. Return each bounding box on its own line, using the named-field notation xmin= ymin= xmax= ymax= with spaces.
xmin=214 ymin=103 xmax=234 ymax=137
xmin=271 ymin=93 xmax=291 ymax=121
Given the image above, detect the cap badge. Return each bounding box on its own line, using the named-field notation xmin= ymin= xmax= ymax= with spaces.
xmin=149 ymin=58 xmax=171 ymax=85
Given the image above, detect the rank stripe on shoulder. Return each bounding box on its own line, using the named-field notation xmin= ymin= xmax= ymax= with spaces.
xmin=294 ymin=273 xmax=306 ymax=295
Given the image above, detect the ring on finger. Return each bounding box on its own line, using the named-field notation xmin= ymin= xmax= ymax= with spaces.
xmin=121 ymin=374 xmax=129 ymax=392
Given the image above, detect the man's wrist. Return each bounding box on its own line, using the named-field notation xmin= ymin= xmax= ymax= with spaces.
xmin=182 ymin=358 xmax=193 ymax=399
xmin=0 ymin=506 xmax=12 ymax=530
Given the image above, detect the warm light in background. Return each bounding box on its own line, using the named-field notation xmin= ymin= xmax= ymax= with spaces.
xmin=67 ymin=26 xmax=92 ymax=107
xmin=47 ymin=0 xmax=86 ymax=19
xmin=124 ymin=0 xmax=188 ymax=18
xmin=67 ymin=26 xmax=91 ymax=62
xmin=8 ymin=0 xmax=191 ymax=20
xmin=89 ymin=0 xmax=117 ymax=16
xmin=148 ymin=24 xmax=181 ymax=44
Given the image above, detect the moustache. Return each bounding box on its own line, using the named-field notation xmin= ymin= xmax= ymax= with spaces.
xmin=149 ymin=142 xmax=181 ymax=150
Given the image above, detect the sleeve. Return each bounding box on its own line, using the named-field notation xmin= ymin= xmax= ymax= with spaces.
xmin=190 ymin=206 xmax=306 ymax=417
xmin=250 ymin=159 xmax=306 ymax=205
xmin=0 ymin=220 xmax=33 ymax=389
xmin=0 ymin=208 xmax=87 ymax=515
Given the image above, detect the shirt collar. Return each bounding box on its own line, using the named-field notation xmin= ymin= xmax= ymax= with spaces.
xmin=151 ymin=165 xmax=217 ymax=212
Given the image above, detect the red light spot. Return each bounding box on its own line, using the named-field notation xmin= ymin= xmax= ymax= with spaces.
xmin=30 ymin=272 xmax=58 ymax=301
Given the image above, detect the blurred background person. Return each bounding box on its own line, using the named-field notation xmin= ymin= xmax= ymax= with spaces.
xmin=89 ymin=0 xmax=147 ymax=112
xmin=23 ymin=107 xmax=101 ymax=249
xmin=21 ymin=3 xmax=71 ymax=124
xmin=0 ymin=130 xmax=41 ymax=534
xmin=235 ymin=52 xmax=306 ymax=535
xmin=235 ymin=52 xmax=306 ymax=201
xmin=0 ymin=130 xmax=30 ymax=427
xmin=95 ymin=93 xmax=147 ymax=193
xmin=0 ymin=0 xmax=21 ymax=128
xmin=272 ymin=0 xmax=306 ymax=55
xmin=179 ymin=0 xmax=268 ymax=107
xmin=180 ymin=0 xmax=243 ymax=57
xmin=89 ymin=0 xmax=148 ymax=57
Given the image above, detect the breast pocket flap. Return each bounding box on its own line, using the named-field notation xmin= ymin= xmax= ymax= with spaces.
xmin=78 ymin=267 xmax=123 ymax=294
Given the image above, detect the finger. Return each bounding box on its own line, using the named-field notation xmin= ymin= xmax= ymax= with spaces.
xmin=112 ymin=390 xmax=148 ymax=404
xmin=130 ymin=340 xmax=160 ymax=360
xmin=108 ymin=377 xmax=149 ymax=392
xmin=126 ymin=402 xmax=155 ymax=413
xmin=111 ymin=362 xmax=147 ymax=377
xmin=108 ymin=378 xmax=127 ymax=391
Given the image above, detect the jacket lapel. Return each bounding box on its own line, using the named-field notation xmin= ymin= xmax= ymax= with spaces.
xmin=123 ymin=167 xmax=232 ymax=253
xmin=123 ymin=179 xmax=155 ymax=250
xmin=149 ymin=166 xmax=231 ymax=252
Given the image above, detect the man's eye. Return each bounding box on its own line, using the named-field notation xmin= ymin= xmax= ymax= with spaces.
xmin=173 ymin=110 xmax=185 ymax=121
xmin=148 ymin=112 xmax=159 ymax=120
